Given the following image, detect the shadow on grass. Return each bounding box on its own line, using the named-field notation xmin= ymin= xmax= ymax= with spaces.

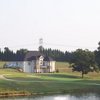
xmin=38 ymin=73 xmax=81 ymax=79
xmin=74 ymin=79 xmax=100 ymax=84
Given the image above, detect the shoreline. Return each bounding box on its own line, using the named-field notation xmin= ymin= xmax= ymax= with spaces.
xmin=0 ymin=92 xmax=31 ymax=98
xmin=0 ymin=89 xmax=100 ymax=98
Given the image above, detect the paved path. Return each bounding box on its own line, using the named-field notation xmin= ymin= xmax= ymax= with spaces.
xmin=0 ymin=75 xmax=51 ymax=82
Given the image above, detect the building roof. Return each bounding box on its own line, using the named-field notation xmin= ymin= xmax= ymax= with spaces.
xmin=24 ymin=51 xmax=54 ymax=61
xmin=24 ymin=51 xmax=42 ymax=61
xmin=44 ymin=56 xmax=54 ymax=61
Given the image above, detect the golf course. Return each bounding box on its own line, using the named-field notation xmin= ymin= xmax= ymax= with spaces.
xmin=0 ymin=61 xmax=100 ymax=97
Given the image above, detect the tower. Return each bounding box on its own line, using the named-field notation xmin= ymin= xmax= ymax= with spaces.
xmin=39 ymin=38 xmax=43 ymax=52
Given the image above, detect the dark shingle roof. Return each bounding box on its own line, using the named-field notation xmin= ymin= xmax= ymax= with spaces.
xmin=24 ymin=51 xmax=43 ymax=61
xmin=24 ymin=51 xmax=55 ymax=61
xmin=44 ymin=56 xmax=54 ymax=61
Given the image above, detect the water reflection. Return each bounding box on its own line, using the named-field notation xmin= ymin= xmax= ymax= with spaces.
xmin=0 ymin=93 xmax=100 ymax=100
xmin=54 ymin=96 xmax=68 ymax=100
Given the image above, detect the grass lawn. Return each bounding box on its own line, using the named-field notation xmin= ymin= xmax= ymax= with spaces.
xmin=0 ymin=62 xmax=100 ymax=96
xmin=0 ymin=61 xmax=6 ymax=69
xmin=55 ymin=62 xmax=70 ymax=72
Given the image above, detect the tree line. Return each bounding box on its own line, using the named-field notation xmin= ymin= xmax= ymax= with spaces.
xmin=41 ymin=42 xmax=100 ymax=78
xmin=1 ymin=42 xmax=100 ymax=78
xmin=0 ymin=47 xmax=28 ymax=61
xmin=0 ymin=42 xmax=100 ymax=65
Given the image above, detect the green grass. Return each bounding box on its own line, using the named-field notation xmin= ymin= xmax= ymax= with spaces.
xmin=0 ymin=61 xmax=6 ymax=69
xmin=55 ymin=62 xmax=71 ymax=72
xmin=0 ymin=69 xmax=100 ymax=95
xmin=0 ymin=62 xmax=100 ymax=96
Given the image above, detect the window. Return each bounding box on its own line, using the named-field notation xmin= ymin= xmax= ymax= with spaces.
xmin=40 ymin=60 xmax=43 ymax=65
xmin=28 ymin=62 xmax=31 ymax=65
xmin=39 ymin=56 xmax=44 ymax=66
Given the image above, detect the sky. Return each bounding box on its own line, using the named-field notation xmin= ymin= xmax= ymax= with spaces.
xmin=0 ymin=0 xmax=100 ymax=52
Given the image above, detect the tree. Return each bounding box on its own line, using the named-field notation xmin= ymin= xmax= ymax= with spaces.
xmin=16 ymin=49 xmax=28 ymax=61
xmin=95 ymin=42 xmax=100 ymax=69
xmin=71 ymin=49 xmax=98 ymax=78
xmin=3 ymin=47 xmax=14 ymax=61
xmin=65 ymin=51 xmax=73 ymax=63
xmin=38 ymin=46 xmax=44 ymax=53
xmin=42 ymin=48 xmax=66 ymax=61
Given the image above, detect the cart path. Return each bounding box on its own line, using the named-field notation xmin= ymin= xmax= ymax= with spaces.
xmin=0 ymin=75 xmax=50 ymax=82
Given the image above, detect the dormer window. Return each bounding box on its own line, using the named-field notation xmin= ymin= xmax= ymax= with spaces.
xmin=39 ymin=56 xmax=44 ymax=60
xmin=39 ymin=56 xmax=44 ymax=66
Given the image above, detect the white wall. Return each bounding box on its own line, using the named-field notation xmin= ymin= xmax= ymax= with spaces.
xmin=5 ymin=60 xmax=55 ymax=73
xmin=40 ymin=61 xmax=55 ymax=73
xmin=23 ymin=61 xmax=35 ymax=73
xmin=50 ymin=61 xmax=55 ymax=72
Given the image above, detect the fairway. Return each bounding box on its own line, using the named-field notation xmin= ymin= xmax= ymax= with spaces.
xmin=0 ymin=62 xmax=100 ymax=97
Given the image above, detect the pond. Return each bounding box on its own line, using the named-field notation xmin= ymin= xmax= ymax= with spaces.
xmin=0 ymin=93 xmax=100 ymax=100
